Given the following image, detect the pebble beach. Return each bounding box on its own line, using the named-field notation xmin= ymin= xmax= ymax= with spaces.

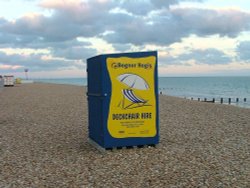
xmin=0 ymin=83 xmax=249 ymax=187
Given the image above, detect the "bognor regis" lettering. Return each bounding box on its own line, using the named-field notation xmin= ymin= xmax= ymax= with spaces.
xmin=111 ymin=63 xmax=136 ymax=69
xmin=111 ymin=62 xmax=152 ymax=69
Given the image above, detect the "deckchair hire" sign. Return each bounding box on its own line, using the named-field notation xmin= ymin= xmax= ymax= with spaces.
xmin=107 ymin=55 xmax=157 ymax=138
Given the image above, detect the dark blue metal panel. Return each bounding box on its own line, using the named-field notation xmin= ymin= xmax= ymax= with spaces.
xmin=87 ymin=55 xmax=105 ymax=147
xmin=87 ymin=55 xmax=102 ymax=94
xmin=88 ymin=96 xmax=104 ymax=147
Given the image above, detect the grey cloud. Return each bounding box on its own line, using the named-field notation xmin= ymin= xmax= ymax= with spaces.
xmin=33 ymin=39 xmax=91 ymax=50
xmin=104 ymin=9 xmax=186 ymax=45
xmin=112 ymin=43 xmax=133 ymax=52
xmin=150 ymin=0 xmax=178 ymax=9
xmin=0 ymin=32 xmax=91 ymax=50
xmin=52 ymin=46 xmax=97 ymax=60
xmin=1 ymin=1 xmax=250 ymax=47
xmin=0 ymin=33 xmax=17 ymax=44
xmin=180 ymin=49 xmax=231 ymax=64
xmin=119 ymin=0 xmax=204 ymax=15
xmin=236 ymin=41 xmax=250 ymax=62
xmin=171 ymin=8 xmax=250 ymax=37
xmin=0 ymin=51 xmax=83 ymax=71
xmin=151 ymin=0 xmax=205 ymax=7
xmin=119 ymin=0 xmax=154 ymax=15
xmin=0 ymin=1 xmax=132 ymax=43
xmin=1 ymin=15 xmax=45 ymax=36
xmin=1 ymin=15 xmax=87 ymax=42
xmin=159 ymin=55 xmax=184 ymax=66
xmin=0 ymin=32 xmax=42 ymax=47
xmin=0 ymin=17 xmax=7 ymax=24
xmin=1 ymin=1 xmax=199 ymax=38
xmin=160 ymin=48 xmax=231 ymax=65
xmin=105 ymin=8 xmax=250 ymax=46
xmin=0 ymin=31 xmax=95 ymax=62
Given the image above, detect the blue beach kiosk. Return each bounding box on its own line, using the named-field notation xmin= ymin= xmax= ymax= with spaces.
xmin=87 ymin=51 xmax=159 ymax=149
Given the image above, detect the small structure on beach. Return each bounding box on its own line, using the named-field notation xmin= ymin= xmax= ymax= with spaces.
xmin=22 ymin=68 xmax=34 ymax=83
xmin=87 ymin=51 xmax=159 ymax=150
xmin=15 ymin=78 xmax=22 ymax=84
xmin=3 ymin=75 xmax=14 ymax=87
xmin=24 ymin=68 xmax=29 ymax=80
xmin=0 ymin=75 xmax=4 ymax=89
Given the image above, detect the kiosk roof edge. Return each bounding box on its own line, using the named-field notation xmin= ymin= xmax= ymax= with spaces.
xmin=87 ymin=51 xmax=157 ymax=61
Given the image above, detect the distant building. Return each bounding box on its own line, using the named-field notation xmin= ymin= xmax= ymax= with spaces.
xmin=3 ymin=75 xmax=15 ymax=87
xmin=0 ymin=75 xmax=4 ymax=89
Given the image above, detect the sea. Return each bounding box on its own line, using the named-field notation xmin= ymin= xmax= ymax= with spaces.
xmin=35 ymin=77 xmax=250 ymax=109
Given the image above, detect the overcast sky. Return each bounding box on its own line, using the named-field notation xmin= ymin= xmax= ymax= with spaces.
xmin=0 ymin=0 xmax=250 ymax=78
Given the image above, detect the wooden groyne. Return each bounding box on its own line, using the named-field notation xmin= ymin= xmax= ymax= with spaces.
xmin=159 ymin=90 xmax=247 ymax=105
xmin=188 ymin=97 xmax=247 ymax=105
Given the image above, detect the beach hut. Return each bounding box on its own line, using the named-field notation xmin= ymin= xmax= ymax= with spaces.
xmin=15 ymin=78 xmax=22 ymax=84
xmin=0 ymin=75 xmax=4 ymax=89
xmin=87 ymin=51 xmax=159 ymax=150
xmin=4 ymin=75 xmax=14 ymax=86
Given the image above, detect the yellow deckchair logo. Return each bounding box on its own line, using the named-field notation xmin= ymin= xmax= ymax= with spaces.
xmin=107 ymin=56 xmax=156 ymax=138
